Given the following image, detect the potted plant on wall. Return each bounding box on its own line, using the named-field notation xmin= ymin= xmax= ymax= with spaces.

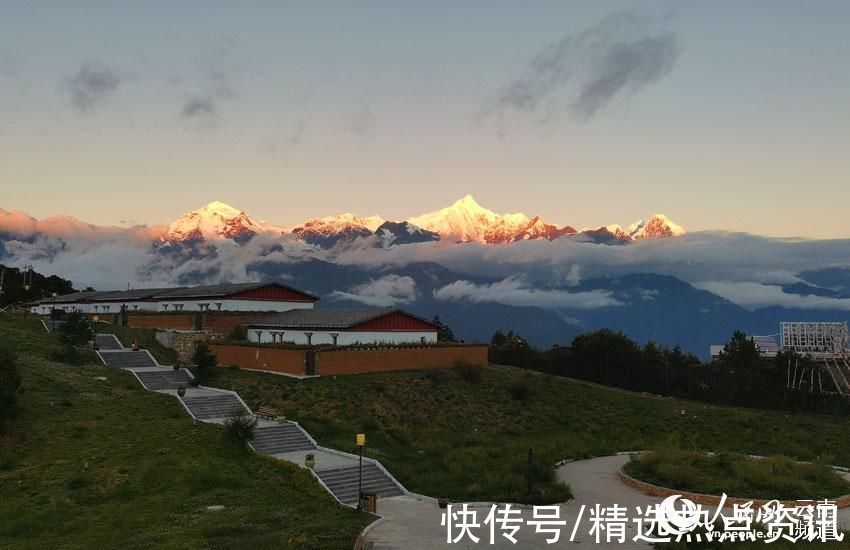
xmin=304 ymin=453 xmax=316 ymax=469
xmin=177 ymin=384 xmax=186 ymax=397
xmin=131 ymin=340 xmax=139 ymax=351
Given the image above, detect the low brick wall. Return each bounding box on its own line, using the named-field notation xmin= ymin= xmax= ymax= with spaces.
xmin=207 ymin=344 xmax=488 ymax=377
xmin=618 ymin=466 xmax=850 ymax=508
xmin=316 ymin=346 xmax=488 ymax=376
xmin=129 ymin=313 xmax=196 ymax=330
xmin=125 ymin=312 xmax=268 ymax=335
xmin=203 ymin=313 xmax=267 ymax=335
xmin=210 ymin=344 xmax=305 ymax=376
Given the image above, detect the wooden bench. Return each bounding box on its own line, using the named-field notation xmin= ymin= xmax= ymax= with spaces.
xmin=254 ymin=406 xmax=279 ymax=420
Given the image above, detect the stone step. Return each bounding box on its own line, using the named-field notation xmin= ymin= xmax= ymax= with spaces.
xmin=181 ymin=393 xmax=249 ymax=420
xmin=251 ymin=424 xmax=315 ymax=454
xmin=99 ymin=351 xmax=158 ymax=369
xmin=316 ymin=464 xmax=404 ymax=503
xmin=95 ymin=334 xmax=123 ymax=350
xmin=135 ymin=369 xmax=193 ymax=391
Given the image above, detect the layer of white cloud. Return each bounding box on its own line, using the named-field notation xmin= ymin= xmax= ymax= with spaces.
xmin=693 ymin=281 xmax=850 ymax=311
xmin=328 ymin=274 xmax=417 ymax=307
xmin=433 ymin=277 xmax=623 ymax=310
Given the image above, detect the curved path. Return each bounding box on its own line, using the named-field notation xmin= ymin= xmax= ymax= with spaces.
xmin=361 ymin=455 xmax=850 ymax=549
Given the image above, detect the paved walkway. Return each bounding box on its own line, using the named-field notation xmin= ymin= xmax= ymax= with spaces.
xmin=362 ymin=454 xmax=850 ymax=549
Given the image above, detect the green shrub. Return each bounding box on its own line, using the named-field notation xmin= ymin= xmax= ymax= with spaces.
xmin=228 ymin=324 xmax=248 ymax=341
xmin=453 ymin=360 xmax=483 ymax=383
xmin=57 ymin=312 xmax=94 ymax=348
xmin=423 ymin=368 xmax=446 ymax=386
xmin=223 ymin=412 xmax=258 ymax=451
xmin=0 ymin=345 xmax=22 ymax=430
xmin=192 ymin=342 xmax=218 ymax=385
xmin=508 ymin=381 xmax=529 ymax=401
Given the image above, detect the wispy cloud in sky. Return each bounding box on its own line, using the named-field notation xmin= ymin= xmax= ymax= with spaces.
xmin=345 ymin=104 xmax=377 ymax=138
xmin=64 ymin=62 xmax=121 ymax=112
xmin=484 ymin=10 xmax=679 ymax=127
xmin=180 ymin=38 xmax=237 ymax=125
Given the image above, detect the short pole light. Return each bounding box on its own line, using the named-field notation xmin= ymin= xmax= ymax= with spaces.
xmin=356 ymin=433 xmax=366 ymax=511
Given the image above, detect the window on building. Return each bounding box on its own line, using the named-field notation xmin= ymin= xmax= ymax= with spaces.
xmin=330 ymin=333 xmax=339 ymax=346
xmin=304 ymin=332 xmax=313 ymax=346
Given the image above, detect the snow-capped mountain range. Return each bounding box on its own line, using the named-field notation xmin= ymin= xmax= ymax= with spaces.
xmin=1 ymin=195 xmax=685 ymax=250
xmin=160 ymin=195 xmax=685 ymax=247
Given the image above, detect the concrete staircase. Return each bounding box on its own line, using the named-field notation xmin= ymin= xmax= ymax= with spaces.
xmin=181 ymin=393 xmax=249 ymax=420
xmin=251 ymin=423 xmax=316 ymax=454
xmin=94 ymin=332 xmax=407 ymax=509
xmin=95 ymin=334 xmax=123 ymax=350
xmin=99 ymin=350 xmax=159 ymax=369
xmin=135 ymin=369 xmax=193 ymax=391
xmin=316 ymin=463 xmax=405 ymax=504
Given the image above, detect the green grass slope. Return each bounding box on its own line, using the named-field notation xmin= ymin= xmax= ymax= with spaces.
xmin=213 ymin=364 xmax=850 ymax=505
xmin=0 ymin=315 xmax=369 ymax=549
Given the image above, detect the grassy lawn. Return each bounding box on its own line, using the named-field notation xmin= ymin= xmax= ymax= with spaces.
xmin=625 ymin=448 xmax=850 ymax=501
xmin=0 ymin=315 xmax=369 ymax=549
xmin=210 ymin=363 xmax=850 ymax=505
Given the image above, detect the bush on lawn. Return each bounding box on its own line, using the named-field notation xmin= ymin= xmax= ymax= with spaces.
xmin=0 ymin=345 xmax=22 ymax=431
xmin=223 ymin=412 xmax=257 ymax=451
xmin=453 ymin=360 xmax=483 ymax=383
xmin=192 ymin=342 xmax=218 ymax=385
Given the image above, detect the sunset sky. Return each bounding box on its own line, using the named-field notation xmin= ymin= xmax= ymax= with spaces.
xmin=2 ymin=1 xmax=849 ymax=237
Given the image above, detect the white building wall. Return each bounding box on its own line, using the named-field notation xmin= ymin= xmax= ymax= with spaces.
xmin=37 ymin=299 xmax=316 ymax=314
xmin=249 ymin=329 xmax=437 ymax=346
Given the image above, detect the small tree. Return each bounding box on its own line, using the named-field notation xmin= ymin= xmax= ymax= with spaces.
xmin=192 ymin=342 xmax=218 ymax=385
xmin=0 ymin=345 xmax=22 ymax=431
xmin=57 ymin=312 xmax=94 ymax=348
xmin=55 ymin=312 xmax=94 ymax=365
xmin=223 ymin=412 xmax=257 ymax=451
xmin=718 ymin=331 xmax=761 ymax=372
xmin=432 ymin=315 xmax=457 ymax=342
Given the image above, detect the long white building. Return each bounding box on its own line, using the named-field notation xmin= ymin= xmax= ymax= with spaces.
xmin=247 ymin=308 xmax=438 ymax=346
xmin=30 ymin=282 xmax=318 ymax=314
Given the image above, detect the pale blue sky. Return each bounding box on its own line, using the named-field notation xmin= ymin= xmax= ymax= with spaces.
xmin=1 ymin=1 xmax=849 ymax=237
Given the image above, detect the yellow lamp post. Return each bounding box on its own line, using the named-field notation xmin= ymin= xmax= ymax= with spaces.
xmin=356 ymin=433 xmax=366 ymax=511
xmin=51 ymin=292 xmax=58 ymax=332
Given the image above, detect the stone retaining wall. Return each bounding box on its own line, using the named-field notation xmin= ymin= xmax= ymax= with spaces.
xmin=618 ymin=466 xmax=850 ymax=508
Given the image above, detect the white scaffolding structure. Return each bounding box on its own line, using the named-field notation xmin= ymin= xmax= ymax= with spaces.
xmin=780 ymin=322 xmax=849 ymax=358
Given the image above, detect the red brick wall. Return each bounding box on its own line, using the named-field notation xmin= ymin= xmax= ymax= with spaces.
xmin=129 ymin=313 xmax=195 ymax=330
xmin=203 ymin=313 xmax=268 ymax=335
xmin=316 ymin=346 xmax=488 ymax=376
xmin=125 ymin=312 xmax=268 ymax=335
xmin=208 ymin=344 xmax=488 ymax=377
xmin=210 ymin=344 xmax=305 ymax=376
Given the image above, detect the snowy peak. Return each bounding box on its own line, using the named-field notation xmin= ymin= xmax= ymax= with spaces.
xmin=628 ymin=214 xmax=686 ymax=239
xmin=375 ymin=221 xmax=440 ymax=246
xmin=290 ymin=213 xmax=385 ymax=248
xmin=165 ymin=201 xmax=273 ymax=242
xmin=408 ymin=194 xmax=573 ymax=244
